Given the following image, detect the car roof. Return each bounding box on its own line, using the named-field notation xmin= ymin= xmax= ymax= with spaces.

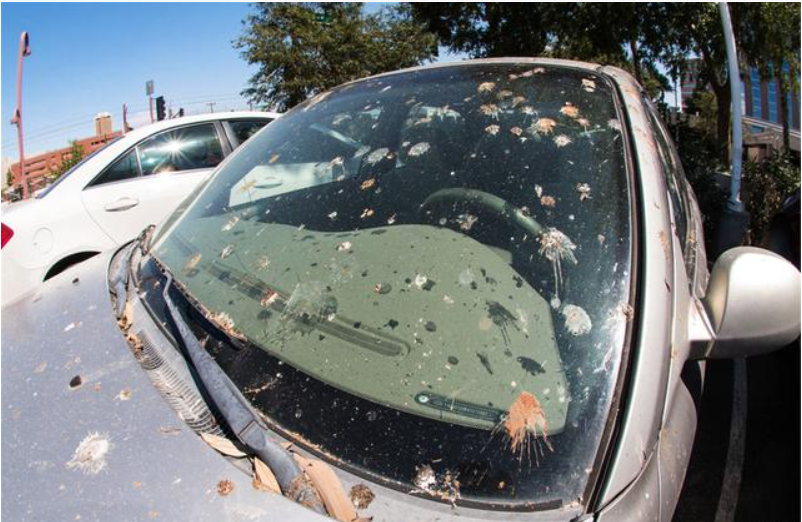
xmin=333 ymin=57 xmax=610 ymax=89
xmin=118 ymin=110 xmax=281 ymax=144
xmin=39 ymin=111 xmax=281 ymax=198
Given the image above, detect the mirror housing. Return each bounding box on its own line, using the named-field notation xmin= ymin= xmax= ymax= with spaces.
xmin=701 ymin=247 xmax=800 ymax=359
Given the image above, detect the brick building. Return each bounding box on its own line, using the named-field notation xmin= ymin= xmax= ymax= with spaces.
xmin=7 ymin=113 xmax=123 ymax=198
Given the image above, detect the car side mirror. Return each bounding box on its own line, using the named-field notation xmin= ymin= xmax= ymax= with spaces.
xmin=701 ymin=247 xmax=800 ymax=359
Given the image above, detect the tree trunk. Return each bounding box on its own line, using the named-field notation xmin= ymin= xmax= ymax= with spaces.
xmin=778 ymin=75 xmax=791 ymax=155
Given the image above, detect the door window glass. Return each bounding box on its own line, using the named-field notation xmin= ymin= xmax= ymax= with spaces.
xmin=90 ymin=149 xmax=139 ymax=186
xmin=229 ymin=120 xmax=272 ymax=146
xmin=138 ymin=124 xmax=223 ymax=176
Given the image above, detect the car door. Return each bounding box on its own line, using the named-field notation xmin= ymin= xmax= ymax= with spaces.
xmin=81 ymin=122 xmax=227 ymax=244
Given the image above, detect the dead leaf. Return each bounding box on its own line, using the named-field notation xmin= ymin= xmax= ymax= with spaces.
xmin=201 ymin=433 xmax=248 ymax=458
xmin=252 ymin=458 xmax=281 ymax=494
xmin=293 ymin=454 xmax=357 ymax=522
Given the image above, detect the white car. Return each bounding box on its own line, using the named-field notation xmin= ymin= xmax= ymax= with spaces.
xmin=1 ymin=111 xmax=279 ymax=305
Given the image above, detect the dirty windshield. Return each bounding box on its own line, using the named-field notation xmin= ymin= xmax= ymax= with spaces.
xmin=151 ymin=63 xmax=633 ymax=508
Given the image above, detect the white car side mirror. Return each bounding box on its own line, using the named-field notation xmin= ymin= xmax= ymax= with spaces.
xmin=701 ymin=247 xmax=800 ymax=359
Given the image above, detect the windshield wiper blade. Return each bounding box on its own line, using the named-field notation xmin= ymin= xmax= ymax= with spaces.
xmin=160 ymin=271 xmax=325 ymax=514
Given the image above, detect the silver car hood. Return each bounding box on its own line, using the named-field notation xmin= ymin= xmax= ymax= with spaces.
xmin=2 ymin=251 xmax=582 ymax=522
xmin=2 ymin=251 xmax=331 ymax=522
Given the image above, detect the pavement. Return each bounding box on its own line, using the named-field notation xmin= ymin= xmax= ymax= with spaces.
xmin=672 ymin=341 xmax=800 ymax=522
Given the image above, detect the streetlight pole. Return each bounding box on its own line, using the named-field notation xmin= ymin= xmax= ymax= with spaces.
xmin=710 ymin=2 xmax=750 ymax=259
xmin=10 ymin=32 xmax=31 ymax=199
xmin=720 ymin=2 xmax=744 ymax=212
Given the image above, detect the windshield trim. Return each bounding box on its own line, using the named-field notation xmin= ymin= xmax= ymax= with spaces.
xmin=581 ymin=72 xmax=641 ymax=512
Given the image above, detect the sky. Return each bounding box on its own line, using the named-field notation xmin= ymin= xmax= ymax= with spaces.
xmin=2 ymin=3 xmax=274 ymax=159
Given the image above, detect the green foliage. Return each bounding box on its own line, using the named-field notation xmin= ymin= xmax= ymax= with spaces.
xmin=410 ymin=3 xmax=672 ymax=99
xmin=742 ymin=153 xmax=801 ymax=246
xmin=5 ymin=168 xmax=13 ymax=188
xmin=410 ymin=3 xmax=560 ymax=59
xmin=49 ymin=141 xmax=85 ymax=182
xmin=235 ymin=3 xmax=437 ymax=111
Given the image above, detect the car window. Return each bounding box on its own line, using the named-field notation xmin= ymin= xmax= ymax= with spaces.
xmin=228 ymin=119 xmax=272 ymax=146
xmin=138 ymin=124 xmax=223 ymax=176
xmin=42 ymin=144 xmax=113 ymax=196
xmin=150 ymin=64 xmax=633 ymax=509
xmin=90 ymin=149 xmax=140 ymax=186
xmin=645 ymin=104 xmax=694 ymax=276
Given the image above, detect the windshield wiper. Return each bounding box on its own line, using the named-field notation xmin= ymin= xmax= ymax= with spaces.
xmin=112 ymin=225 xmax=155 ymax=319
xmin=160 ymin=271 xmax=325 ymax=514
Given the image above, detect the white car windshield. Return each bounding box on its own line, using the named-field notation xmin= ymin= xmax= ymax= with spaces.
xmin=150 ymin=63 xmax=634 ymax=509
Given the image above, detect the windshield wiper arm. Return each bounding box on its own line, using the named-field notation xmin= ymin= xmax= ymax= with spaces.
xmin=112 ymin=225 xmax=156 ymax=319
xmin=160 ymin=271 xmax=325 ymax=514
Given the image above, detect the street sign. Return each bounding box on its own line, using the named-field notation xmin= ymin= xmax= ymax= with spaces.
xmin=145 ymin=80 xmax=154 ymax=96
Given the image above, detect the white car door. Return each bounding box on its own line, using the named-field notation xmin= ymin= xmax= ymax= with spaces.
xmin=81 ymin=123 xmax=226 ymax=243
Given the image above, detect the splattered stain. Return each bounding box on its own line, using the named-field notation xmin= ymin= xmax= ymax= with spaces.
xmin=499 ymin=392 xmax=553 ymax=465
xmin=516 ymin=356 xmax=546 ymax=376
xmin=476 ymin=352 xmax=494 ymax=375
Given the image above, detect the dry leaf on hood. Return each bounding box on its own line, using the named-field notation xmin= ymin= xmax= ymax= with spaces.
xmin=201 ymin=433 xmax=248 ymax=458
xmin=293 ymin=453 xmax=357 ymax=522
xmin=252 ymin=458 xmax=281 ymax=494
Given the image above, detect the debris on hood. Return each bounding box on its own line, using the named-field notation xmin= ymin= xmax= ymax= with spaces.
xmin=253 ymin=457 xmax=281 ymax=494
xmin=66 ymin=432 xmax=113 ymax=475
xmin=412 ymin=464 xmax=461 ymax=507
xmin=292 ymin=452 xmax=358 ymax=522
xmin=216 ymin=479 xmax=235 ymax=496
xmin=349 ymin=484 xmax=375 ymax=510
xmin=201 ymin=433 xmax=248 ymax=458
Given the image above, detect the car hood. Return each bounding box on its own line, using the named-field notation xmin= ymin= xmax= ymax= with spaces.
xmin=1 ymin=251 xmax=331 ymax=522
xmin=2 ymin=250 xmax=583 ymax=522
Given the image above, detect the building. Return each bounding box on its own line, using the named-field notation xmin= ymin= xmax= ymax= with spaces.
xmin=681 ymin=58 xmax=801 ymax=159
xmin=95 ymin=112 xmax=113 ymax=136
xmin=7 ymin=113 xmax=122 ymax=198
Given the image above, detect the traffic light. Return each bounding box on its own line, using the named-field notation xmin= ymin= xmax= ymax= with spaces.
xmin=155 ymin=96 xmax=166 ymax=121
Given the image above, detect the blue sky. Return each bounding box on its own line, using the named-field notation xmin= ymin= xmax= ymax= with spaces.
xmin=2 ymin=3 xmax=273 ymax=158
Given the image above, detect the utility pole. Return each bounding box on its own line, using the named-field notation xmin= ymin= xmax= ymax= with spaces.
xmin=122 ymin=103 xmax=128 ymax=134
xmin=207 ymin=102 xmax=216 ymax=113
xmin=10 ymin=32 xmax=31 ymax=199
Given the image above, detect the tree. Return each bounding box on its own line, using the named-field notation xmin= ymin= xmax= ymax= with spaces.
xmin=49 ymin=140 xmax=85 ymax=182
xmin=410 ymin=3 xmax=560 ymax=59
xmin=410 ymin=3 xmax=672 ymax=99
xmin=235 ymin=3 xmax=437 ymax=111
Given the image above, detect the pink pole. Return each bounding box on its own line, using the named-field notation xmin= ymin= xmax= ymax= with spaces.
xmin=11 ymin=32 xmax=31 ymax=199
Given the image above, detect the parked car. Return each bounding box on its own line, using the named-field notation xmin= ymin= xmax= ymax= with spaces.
xmin=1 ymin=111 xmax=279 ymax=305
xmin=3 ymin=59 xmax=799 ymax=522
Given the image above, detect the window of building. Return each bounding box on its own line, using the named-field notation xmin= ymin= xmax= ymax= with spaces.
xmin=751 ymin=68 xmax=762 ymax=119
xmin=768 ymin=79 xmax=778 ymax=123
